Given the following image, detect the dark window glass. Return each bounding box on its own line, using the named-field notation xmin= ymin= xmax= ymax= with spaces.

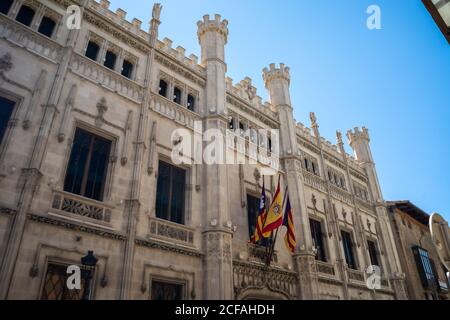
xmin=187 ymin=94 xmax=195 ymax=111
xmin=341 ymin=230 xmax=357 ymax=269
xmin=64 ymin=128 xmax=111 ymax=201
xmin=310 ymin=219 xmax=327 ymax=262
xmin=412 ymin=246 xmax=437 ymax=289
xmin=173 ymin=87 xmax=181 ymax=104
xmin=367 ymin=240 xmax=380 ymax=267
xmin=312 ymin=161 xmax=317 ymax=175
xmin=268 ymin=137 xmax=272 ymax=151
xmin=0 ymin=0 xmax=14 ymax=15
xmin=155 ymin=161 xmax=186 ymax=224
xmin=151 ymin=281 xmax=183 ymax=300
xmin=0 ymin=96 xmax=15 ymax=145
xmin=40 ymin=263 xmax=91 ymax=300
xmin=121 ymin=59 xmax=133 ymax=79
xmin=159 ymin=79 xmax=167 ymax=97
xmin=85 ymin=41 xmax=100 ymax=61
xmin=104 ymin=51 xmax=117 ymax=70
xmin=16 ymin=5 xmax=35 ymax=26
xmin=38 ymin=16 xmax=56 ymax=37
xmin=247 ymin=194 xmax=259 ymax=241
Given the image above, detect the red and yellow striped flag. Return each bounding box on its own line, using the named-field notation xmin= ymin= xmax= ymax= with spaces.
xmin=282 ymin=191 xmax=296 ymax=253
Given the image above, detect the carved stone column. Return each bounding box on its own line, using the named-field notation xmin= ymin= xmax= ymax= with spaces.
xmin=293 ymin=252 xmax=319 ymax=300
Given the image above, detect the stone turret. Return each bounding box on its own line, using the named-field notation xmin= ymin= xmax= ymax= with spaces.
xmin=263 ymin=63 xmax=291 ymax=110
xmin=197 ymin=14 xmax=228 ymax=115
xmin=347 ymin=127 xmax=373 ymax=164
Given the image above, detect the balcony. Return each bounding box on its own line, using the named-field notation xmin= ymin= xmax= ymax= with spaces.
xmin=302 ymin=170 xmax=327 ymax=193
xmin=329 ymin=184 xmax=353 ymax=206
xmin=148 ymin=217 xmax=195 ymax=247
xmin=316 ymin=261 xmax=336 ymax=276
xmin=347 ymin=269 xmax=365 ymax=283
xmin=50 ymin=191 xmax=113 ymax=227
xmin=0 ymin=14 xmax=62 ymax=62
xmin=152 ymin=94 xmax=201 ymax=130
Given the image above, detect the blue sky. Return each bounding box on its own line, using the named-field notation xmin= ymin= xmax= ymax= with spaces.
xmin=108 ymin=0 xmax=450 ymax=220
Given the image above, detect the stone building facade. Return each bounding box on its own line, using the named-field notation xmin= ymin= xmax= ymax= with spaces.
xmin=387 ymin=201 xmax=450 ymax=300
xmin=0 ymin=0 xmax=409 ymax=300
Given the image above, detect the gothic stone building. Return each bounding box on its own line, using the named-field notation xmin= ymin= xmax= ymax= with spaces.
xmin=0 ymin=0 xmax=409 ymax=300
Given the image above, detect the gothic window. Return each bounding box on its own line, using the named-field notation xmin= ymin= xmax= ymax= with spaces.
xmin=0 ymin=0 xmax=14 ymax=15
xmin=173 ymin=86 xmax=182 ymax=104
xmin=16 ymin=5 xmax=35 ymax=27
xmin=304 ymin=158 xmax=310 ymax=171
xmin=104 ymin=50 xmax=117 ymax=70
xmin=155 ymin=161 xmax=186 ymax=225
xmin=151 ymin=280 xmax=184 ymax=300
xmin=38 ymin=16 xmax=56 ymax=38
xmin=239 ymin=121 xmax=245 ymax=136
xmin=40 ymin=263 xmax=91 ymax=300
xmin=341 ymin=230 xmax=357 ymax=270
xmin=310 ymin=219 xmax=327 ymax=262
xmin=367 ymin=240 xmax=380 ymax=267
xmin=0 ymin=96 xmax=15 ymax=145
xmin=64 ymin=128 xmax=112 ymax=201
xmin=159 ymin=79 xmax=168 ymax=97
xmin=121 ymin=59 xmax=134 ymax=79
xmin=187 ymin=94 xmax=195 ymax=112
xmin=268 ymin=137 xmax=272 ymax=152
xmin=312 ymin=161 xmax=318 ymax=175
xmin=85 ymin=41 xmax=100 ymax=61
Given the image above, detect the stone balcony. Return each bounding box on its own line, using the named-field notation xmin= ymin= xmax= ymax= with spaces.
xmin=148 ymin=217 xmax=196 ymax=248
xmin=49 ymin=190 xmax=114 ymax=228
xmin=0 ymin=13 xmax=62 ymax=63
xmin=152 ymin=93 xmax=201 ymax=130
xmin=316 ymin=260 xmax=336 ymax=277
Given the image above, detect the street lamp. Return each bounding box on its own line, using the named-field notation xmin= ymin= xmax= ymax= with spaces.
xmin=81 ymin=250 xmax=98 ymax=300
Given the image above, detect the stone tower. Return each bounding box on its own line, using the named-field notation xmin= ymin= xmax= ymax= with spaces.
xmin=347 ymin=127 xmax=408 ymax=299
xmin=197 ymin=14 xmax=233 ymax=299
xmin=263 ymin=63 xmax=319 ymax=299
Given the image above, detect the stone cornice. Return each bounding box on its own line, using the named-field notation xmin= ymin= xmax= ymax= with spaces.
xmin=135 ymin=237 xmax=203 ymax=258
xmin=27 ymin=213 xmax=127 ymax=240
xmin=155 ymin=52 xmax=206 ymax=87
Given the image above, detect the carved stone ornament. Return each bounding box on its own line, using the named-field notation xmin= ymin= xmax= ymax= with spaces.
xmin=96 ymin=98 xmax=108 ymax=127
xmin=0 ymin=53 xmax=13 ymax=79
xmin=152 ymin=3 xmax=162 ymax=21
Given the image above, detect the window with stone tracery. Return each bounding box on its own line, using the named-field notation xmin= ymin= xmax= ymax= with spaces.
xmin=151 ymin=280 xmax=184 ymax=300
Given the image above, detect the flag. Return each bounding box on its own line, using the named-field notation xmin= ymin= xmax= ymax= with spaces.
xmin=282 ymin=191 xmax=296 ymax=253
xmin=262 ymin=177 xmax=283 ymax=238
xmin=250 ymin=180 xmax=267 ymax=244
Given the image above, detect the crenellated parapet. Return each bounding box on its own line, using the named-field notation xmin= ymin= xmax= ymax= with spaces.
xmin=262 ymin=63 xmax=291 ymax=88
xmin=347 ymin=127 xmax=370 ymax=146
xmin=197 ymin=14 xmax=229 ymax=44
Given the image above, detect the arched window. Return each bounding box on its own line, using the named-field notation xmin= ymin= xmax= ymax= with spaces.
xmin=121 ymin=59 xmax=133 ymax=79
xmin=16 ymin=5 xmax=35 ymax=27
xmin=159 ymin=79 xmax=167 ymax=97
xmin=85 ymin=41 xmax=100 ymax=61
xmin=38 ymin=16 xmax=56 ymax=38
xmin=0 ymin=0 xmax=14 ymax=15
xmin=173 ymin=87 xmax=181 ymax=104
xmin=304 ymin=158 xmax=309 ymax=171
xmin=104 ymin=50 xmax=117 ymax=70
xmin=187 ymin=94 xmax=195 ymax=111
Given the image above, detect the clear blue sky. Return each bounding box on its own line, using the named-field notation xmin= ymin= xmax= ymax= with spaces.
xmin=108 ymin=0 xmax=450 ymax=220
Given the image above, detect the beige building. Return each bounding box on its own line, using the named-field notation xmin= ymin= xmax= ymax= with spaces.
xmin=0 ymin=0 xmax=409 ymax=300
xmin=387 ymin=201 xmax=450 ymax=300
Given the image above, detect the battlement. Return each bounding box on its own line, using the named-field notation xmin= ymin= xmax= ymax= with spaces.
xmin=295 ymin=122 xmax=363 ymax=173
xmin=197 ymin=14 xmax=229 ymax=44
xmin=87 ymin=1 xmax=205 ymax=75
xmin=89 ymin=0 xmax=149 ymax=40
xmin=347 ymin=127 xmax=370 ymax=145
xmin=156 ymin=38 xmax=204 ymax=74
xmin=225 ymin=76 xmax=276 ymax=119
xmin=262 ymin=63 xmax=291 ymax=88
